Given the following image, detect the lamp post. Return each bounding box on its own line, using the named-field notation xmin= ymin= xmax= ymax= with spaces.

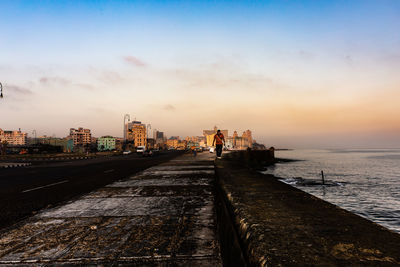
xmin=0 ymin=82 xmax=3 ymax=98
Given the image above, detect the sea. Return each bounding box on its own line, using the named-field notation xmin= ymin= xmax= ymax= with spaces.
xmin=262 ymin=149 xmax=400 ymax=234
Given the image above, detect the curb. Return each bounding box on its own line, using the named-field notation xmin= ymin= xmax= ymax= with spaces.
xmin=0 ymin=163 xmax=32 ymax=169
xmin=16 ymin=156 xmax=95 ymax=162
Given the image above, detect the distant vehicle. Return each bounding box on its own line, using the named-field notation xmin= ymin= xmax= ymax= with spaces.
xmin=209 ymin=147 xmax=215 ymax=153
xmin=123 ymin=151 xmax=131 ymax=155
xmin=136 ymin=146 xmax=146 ymax=153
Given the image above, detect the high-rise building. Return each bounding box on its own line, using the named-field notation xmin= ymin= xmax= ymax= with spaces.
xmin=126 ymin=121 xmax=147 ymax=147
xmin=152 ymin=130 xmax=166 ymax=148
xmin=0 ymin=128 xmax=27 ymax=145
xmin=153 ymin=130 xmax=164 ymax=140
xmin=69 ymin=128 xmax=91 ymax=146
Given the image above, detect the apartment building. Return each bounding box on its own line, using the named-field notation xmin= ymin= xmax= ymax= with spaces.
xmin=126 ymin=121 xmax=147 ymax=147
xmin=69 ymin=127 xmax=91 ymax=146
xmin=0 ymin=128 xmax=27 ymax=145
xmin=97 ymin=136 xmax=116 ymax=151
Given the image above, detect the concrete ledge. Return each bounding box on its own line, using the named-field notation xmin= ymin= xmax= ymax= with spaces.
xmin=0 ymin=163 xmax=31 ymax=169
xmin=215 ymin=157 xmax=400 ymax=266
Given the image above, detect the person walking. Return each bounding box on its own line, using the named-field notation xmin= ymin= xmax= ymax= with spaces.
xmin=212 ymin=130 xmax=225 ymax=159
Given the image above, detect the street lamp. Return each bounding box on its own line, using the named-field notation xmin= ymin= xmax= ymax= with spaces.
xmin=0 ymin=82 xmax=3 ymax=98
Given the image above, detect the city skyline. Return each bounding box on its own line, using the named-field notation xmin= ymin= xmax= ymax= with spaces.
xmin=1 ymin=1 xmax=400 ymax=148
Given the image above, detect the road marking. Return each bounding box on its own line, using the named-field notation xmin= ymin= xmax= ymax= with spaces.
xmin=104 ymin=169 xmax=115 ymax=173
xmin=22 ymin=180 xmax=69 ymax=193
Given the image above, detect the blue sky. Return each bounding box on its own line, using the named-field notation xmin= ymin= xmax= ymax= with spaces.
xmin=1 ymin=0 xmax=400 ymax=147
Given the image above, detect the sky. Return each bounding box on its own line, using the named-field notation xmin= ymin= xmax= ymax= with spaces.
xmin=1 ymin=0 xmax=400 ymax=148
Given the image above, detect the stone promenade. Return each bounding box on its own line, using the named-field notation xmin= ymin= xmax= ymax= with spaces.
xmin=0 ymin=153 xmax=222 ymax=266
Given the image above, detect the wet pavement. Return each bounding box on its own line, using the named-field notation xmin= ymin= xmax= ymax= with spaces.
xmin=0 ymin=153 xmax=222 ymax=266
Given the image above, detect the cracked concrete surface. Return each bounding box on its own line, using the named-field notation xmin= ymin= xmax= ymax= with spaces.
xmin=0 ymin=153 xmax=221 ymax=266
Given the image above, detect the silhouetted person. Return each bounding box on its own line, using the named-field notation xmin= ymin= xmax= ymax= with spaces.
xmin=212 ymin=130 xmax=225 ymax=159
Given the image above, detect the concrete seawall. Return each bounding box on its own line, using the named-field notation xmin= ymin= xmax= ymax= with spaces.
xmin=1 ymin=150 xmax=399 ymax=266
xmin=215 ymin=152 xmax=400 ymax=266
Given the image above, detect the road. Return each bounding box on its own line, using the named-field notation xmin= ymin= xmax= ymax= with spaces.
xmin=0 ymin=151 xmax=183 ymax=231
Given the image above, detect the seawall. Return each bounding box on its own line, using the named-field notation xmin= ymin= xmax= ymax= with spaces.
xmin=215 ymin=150 xmax=400 ymax=266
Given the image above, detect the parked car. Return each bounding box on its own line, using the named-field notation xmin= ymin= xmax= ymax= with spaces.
xmin=123 ymin=150 xmax=131 ymax=155
xmin=136 ymin=146 xmax=146 ymax=153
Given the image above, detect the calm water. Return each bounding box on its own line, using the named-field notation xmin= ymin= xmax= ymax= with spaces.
xmin=262 ymin=149 xmax=400 ymax=234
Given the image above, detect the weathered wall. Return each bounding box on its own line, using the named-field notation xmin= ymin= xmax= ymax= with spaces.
xmin=215 ymin=154 xmax=400 ymax=266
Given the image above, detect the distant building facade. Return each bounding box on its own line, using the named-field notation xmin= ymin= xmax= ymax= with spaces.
xmin=97 ymin=136 xmax=116 ymax=151
xmin=201 ymin=126 xmax=255 ymax=150
xmin=31 ymin=136 xmax=74 ymax=152
xmin=69 ymin=128 xmax=91 ymax=147
xmin=0 ymin=128 xmax=27 ymax=145
xmin=153 ymin=130 xmax=166 ymax=148
xmin=166 ymin=137 xmax=187 ymax=150
xmin=126 ymin=121 xmax=147 ymax=147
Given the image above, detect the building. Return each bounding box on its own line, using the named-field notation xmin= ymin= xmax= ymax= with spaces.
xmin=30 ymin=136 xmax=74 ymax=152
xmin=235 ymin=136 xmax=250 ymax=150
xmin=97 ymin=136 xmax=116 ymax=151
xmin=166 ymin=138 xmax=187 ymax=150
xmin=225 ymin=136 xmax=235 ymax=149
xmin=153 ymin=130 xmax=165 ymax=140
xmin=126 ymin=121 xmax=147 ymax=147
xmin=243 ymin=130 xmax=253 ymax=148
xmin=203 ymin=126 xmax=218 ymax=136
xmin=166 ymin=139 xmax=179 ymax=148
xmin=0 ymin=128 xmax=27 ymax=145
xmin=69 ymin=128 xmax=91 ymax=147
xmin=152 ymin=130 xmax=166 ymax=148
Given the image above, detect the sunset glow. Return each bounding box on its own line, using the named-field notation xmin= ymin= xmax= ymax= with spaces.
xmin=1 ymin=0 xmax=399 ymax=148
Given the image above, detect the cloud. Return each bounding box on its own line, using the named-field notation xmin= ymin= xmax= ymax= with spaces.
xmin=6 ymin=85 xmax=33 ymax=95
xmin=99 ymin=71 xmax=124 ymax=84
xmin=39 ymin=76 xmax=71 ymax=86
xmin=123 ymin=56 xmax=146 ymax=67
xmin=163 ymin=104 xmax=176 ymax=111
xmin=75 ymin=83 xmax=96 ymax=91
xmin=165 ymin=67 xmax=276 ymax=93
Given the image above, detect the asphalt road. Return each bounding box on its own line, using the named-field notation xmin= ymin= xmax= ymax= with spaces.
xmin=0 ymin=151 xmax=184 ymax=231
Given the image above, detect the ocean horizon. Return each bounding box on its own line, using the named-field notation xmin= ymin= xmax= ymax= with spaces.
xmin=263 ymin=148 xmax=400 ymax=234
